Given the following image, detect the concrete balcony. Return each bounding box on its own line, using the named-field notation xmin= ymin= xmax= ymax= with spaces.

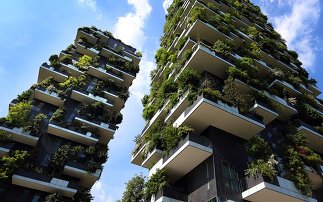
xmin=308 ymin=85 xmax=321 ymax=97
xmin=173 ymin=95 xmax=265 ymax=140
xmin=154 ymin=185 xmax=187 ymax=202
xmin=140 ymin=100 xmax=170 ymax=138
xmin=70 ymin=89 xmax=113 ymax=109
xmin=0 ymin=125 xmax=39 ymax=146
xmin=241 ymin=175 xmax=317 ymax=202
xmin=175 ymin=44 xmax=235 ymax=81
xmin=254 ymin=59 xmax=273 ymax=78
xmin=12 ymin=170 xmax=78 ymax=198
xmin=263 ymin=92 xmax=298 ymax=121
xmin=131 ymin=143 xmax=146 ymax=166
xmin=124 ymin=49 xmax=141 ymax=65
xmin=141 ymin=145 xmax=163 ymax=169
xmin=160 ymin=133 xmax=213 ymax=183
xmin=47 ymin=122 xmax=99 ymax=146
xmin=165 ymin=90 xmax=190 ymax=123
xmin=75 ymin=43 xmax=99 ymax=58
xmin=100 ymin=47 xmax=132 ymax=63
xmin=60 ymin=62 xmax=83 ymax=77
xmin=76 ymin=30 xmax=98 ymax=45
xmin=250 ymin=101 xmax=279 ymax=125
xmin=38 ymin=63 xmax=68 ymax=83
xmin=63 ymin=161 xmax=101 ymax=188
xmin=105 ymin=64 xmax=136 ymax=87
xmin=74 ymin=116 xmax=115 ymax=144
xmin=185 ymin=19 xmax=233 ymax=47
xmin=0 ymin=143 xmax=14 ymax=157
xmin=297 ymin=122 xmax=323 ymax=154
xmin=176 ymin=38 xmax=196 ymax=59
xmin=103 ymin=90 xmax=124 ymax=112
xmin=305 ymin=165 xmax=323 ymax=190
xmin=87 ymin=66 xmax=124 ymax=84
xmin=269 ymin=79 xmax=302 ymax=97
xmin=33 ymin=87 xmax=65 ymax=107
xmin=299 ymin=84 xmax=314 ymax=95
xmin=261 ymin=51 xmax=298 ymax=74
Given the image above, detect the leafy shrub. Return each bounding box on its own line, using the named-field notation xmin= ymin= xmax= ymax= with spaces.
xmin=212 ymin=40 xmax=234 ymax=58
xmin=60 ymin=54 xmax=72 ymax=65
xmin=245 ymin=155 xmax=277 ymax=181
xmin=17 ymin=90 xmax=33 ymax=102
xmin=144 ymin=169 xmax=168 ymax=199
xmin=49 ymin=54 xmax=60 ymax=68
xmin=6 ymin=101 xmax=32 ymax=128
xmin=0 ymin=150 xmax=29 ymax=181
xmin=177 ymin=68 xmax=200 ymax=90
xmin=59 ymin=75 xmax=86 ymax=91
xmin=189 ymin=7 xmax=207 ymax=23
xmin=50 ymin=107 xmax=65 ymax=125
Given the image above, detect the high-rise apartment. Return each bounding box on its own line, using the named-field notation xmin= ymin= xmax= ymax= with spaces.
xmin=0 ymin=26 xmax=141 ymax=201
xmin=131 ymin=0 xmax=323 ymax=201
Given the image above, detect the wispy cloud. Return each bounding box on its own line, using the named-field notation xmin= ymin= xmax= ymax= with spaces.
xmin=113 ymin=0 xmax=152 ymax=50
xmin=91 ymin=181 xmax=115 ymax=202
xmin=163 ymin=0 xmax=173 ymax=13
xmin=113 ymin=0 xmax=154 ymax=100
xmin=77 ymin=0 xmax=102 ymax=20
xmin=258 ymin=0 xmax=321 ymax=70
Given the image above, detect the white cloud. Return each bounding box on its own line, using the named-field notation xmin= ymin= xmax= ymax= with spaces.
xmin=129 ymin=54 xmax=156 ymax=100
xmin=163 ymin=0 xmax=173 ymax=13
xmin=78 ymin=0 xmax=97 ymax=11
xmin=91 ymin=181 xmax=115 ymax=202
xmin=258 ymin=0 xmax=321 ymax=70
xmin=113 ymin=0 xmax=152 ymax=50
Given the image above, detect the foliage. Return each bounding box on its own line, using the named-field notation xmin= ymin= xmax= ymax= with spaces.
xmin=24 ymin=113 xmax=48 ymax=135
xmin=60 ymin=54 xmax=73 ymax=65
xmin=288 ymin=50 xmax=298 ymax=59
xmin=189 ymin=7 xmax=207 ymax=23
xmin=45 ymin=193 xmax=63 ymax=202
xmin=144 ymin=169 xmax=168 ymax=199
xmin=245 ymin=155 xmax=277 ymax=181
xmin=142 ymin=104 xmax=158 ymax=121
xmin=92 ymin=81 xmax=105 ymax=96
xmin=49 ymin=54 xmax=60 ymax=68
xmin=243 ymin=42 xmax=261 ymax=60
xmin=17 ymin=90 xmax=33 ymax=102
xmin=159 ymin=79 xmax=178 ymax=98
xmin=73 ymin=189 xmax=93 ymax=202
xmin=50 ymin=107 xmax=65 ymax=125
xmin=6 ymin=101 xmax=32 ymax=128
xmin=236 ymin=57 xmax=259 ymax=77
xmin=245 ymin=26 xmax=260 ymax=40
xmin=0 ymin=150 xmax=29 ymax=180
xmin=176 ymin=68 xmax=200 ymax=90
xmin=141 ymin=95 xmax=150 ymax=107
xmin=155 ymin=47 xmax=169 ymax=69
xmin=76 ymin=55 xmax=98 ymax=70
xmin=212 ymin=40 xmax=234 ymax=58
xmin=162 ymin=125 xmax=193 ymax=153
xmin=121 ymin=174 xmax=145 ymax=202
xmin=283 ymin=148 xmax=312 ymax=196
xmin=246 ymin=136 xmax=271 ymax=160
xmin=48 ymin=144 xmax=83 ymax=173
xmin=296 ymin=103 xmax=323 ymax=126
xmin=59 ymin=75 xmax=86 ymax=91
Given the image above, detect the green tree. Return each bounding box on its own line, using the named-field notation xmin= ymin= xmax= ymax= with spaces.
xmin=6 ymin=101 xmax=32 ymax=128
xmin=0 ymin=150 xmax=29 ymax=180
xmin=45 ymin=193 xmax=63 ymax=202
xmin=121 ymin=174 xmax=145 ymax=202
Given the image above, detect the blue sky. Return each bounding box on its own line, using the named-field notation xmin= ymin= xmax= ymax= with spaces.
xmin=0 ymin=0 xmax=322 ymax=201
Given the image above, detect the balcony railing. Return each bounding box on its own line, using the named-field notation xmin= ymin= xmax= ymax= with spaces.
xmin=173 ymin=94 xmax=265 ymax=140
xmin=33 ymin=87 xmax=65 ymax=107
xmin=250 ymin=100 xmax=278 ymax=125
xmin=268 ymin=79 xmax=302 ymax=97
xmin=155 ymin=185 xmax=187 ymax=202
xmin=74 ymin=115 xmax=115 ymax=144
xmin=0 ymin=142 xmax=14 ymax=157
xmin=241 ymin=175 xmax=317 ymax=202
xmin=298 ymin=121 xmax=323 ymax=154
xmin=75 ymin=43 xmax=99 ymax=58
xmin=305 ymin=165 xmax=323 ymax=190
xmin=38 ymin=62 xmax=68 ymax=83
xmin=70 ymin=89 xmax=113 ymax=109
xmin=87 ymin=66 xmax=124 ymax=83
xmin=160 ymin=133 xmax=213 ymax=183
xmin=141 ymin=145 xmax=163 ymax=169
xmin=47 ymin=122 xmax=99 ymax=146
xmin=63 ymin=161 xmax=101 ymax=188
xmin=12 ymin=170 xmax=78 ymax=198
xmin=0 ymin=124 xmax=39 ymax=146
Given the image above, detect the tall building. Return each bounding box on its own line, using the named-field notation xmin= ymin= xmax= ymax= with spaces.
xmin=131 ymin=0 xmax=323 ymax=201
xmin=0 ymin=26 xmax=141 ymax=201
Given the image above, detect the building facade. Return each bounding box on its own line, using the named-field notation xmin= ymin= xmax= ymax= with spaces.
xmin=0 ymin=26 xmax=141 ymax=201
xmin=131 ymin=0 xmax=323 ymax=202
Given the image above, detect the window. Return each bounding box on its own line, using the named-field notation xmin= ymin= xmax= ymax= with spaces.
xmin=221 ymin=161 xmax=240 ymax=193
